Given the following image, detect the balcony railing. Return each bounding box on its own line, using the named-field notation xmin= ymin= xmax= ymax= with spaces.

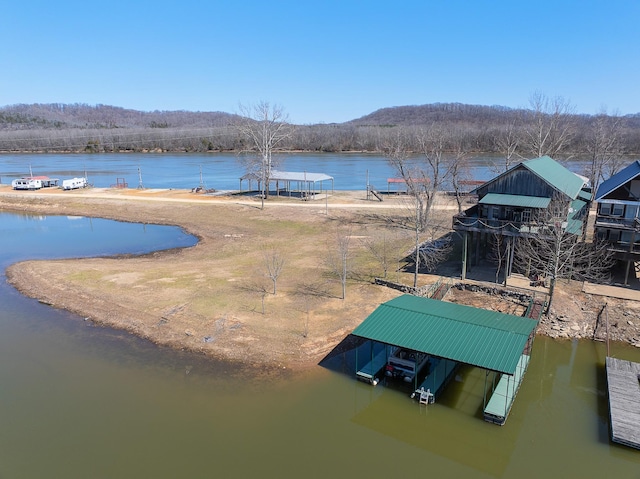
xmin=602 ymin=240 xmax=640 ymax=254
xmin=452 ymin=214 xmax=549 ymax=236
xmin=594 ymin=215 xmax=640 ymax=231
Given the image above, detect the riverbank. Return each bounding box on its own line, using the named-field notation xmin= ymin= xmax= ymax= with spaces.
xmin=1 ymin=185 xmax=639 ymax=371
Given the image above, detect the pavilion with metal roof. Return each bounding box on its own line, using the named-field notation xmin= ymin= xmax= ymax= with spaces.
xmin=351 ymin=294 xmax=538 ymax=424
xmin=239 ymin=170 xmax=334 ymax=198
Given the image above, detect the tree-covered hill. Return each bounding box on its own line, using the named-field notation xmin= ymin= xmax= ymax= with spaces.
xmin=1 ymin=102 xmax=639 ymax=155
xmin=0 ymin=103 xmax=239 ymax=130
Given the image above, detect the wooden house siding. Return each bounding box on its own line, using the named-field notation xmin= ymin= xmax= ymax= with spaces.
xmin=476 ymin=166 xmax=565 ymax=201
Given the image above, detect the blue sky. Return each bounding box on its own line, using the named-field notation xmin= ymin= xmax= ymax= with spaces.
xmin=2 ymin=1 xmax=638 ymax=124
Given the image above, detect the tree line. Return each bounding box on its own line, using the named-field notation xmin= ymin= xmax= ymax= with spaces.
xmin=1 ymin=99 xmax=639 ymax=158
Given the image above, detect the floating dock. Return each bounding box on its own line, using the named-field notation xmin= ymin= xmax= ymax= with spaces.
xmin=605 ymin=357 xmax=640 ymax=449
xmin=484 ymin=354 xmax=530 ymax=425
xmin=356 ymin=348 xmax=387 ymax=385
xmin=412 ymin=358 xmax=458 ymax=402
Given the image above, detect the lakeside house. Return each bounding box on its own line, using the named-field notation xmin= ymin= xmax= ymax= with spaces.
xmin=593 ymin=160 xmax=640 ymax=284
xmin=452 ymin=156 xmax=591 ymax=283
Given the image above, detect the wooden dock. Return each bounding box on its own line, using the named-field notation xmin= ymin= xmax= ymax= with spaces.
xmin=606 ymin=357 xmax=640 ymax=449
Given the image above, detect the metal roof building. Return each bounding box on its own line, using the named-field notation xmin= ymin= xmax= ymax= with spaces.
xmin=351 ymin=294 xmax=538 ymax=424
xmin=352 ymin=295 xmax=537 ymax=375
xmin=239 ymin=170 xmax=334 ymax=197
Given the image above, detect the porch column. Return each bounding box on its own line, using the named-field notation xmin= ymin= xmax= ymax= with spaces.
xmin=461 ymin=232 xmax=468 ymax=280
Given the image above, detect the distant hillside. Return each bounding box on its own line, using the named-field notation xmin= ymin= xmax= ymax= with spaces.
xmin=347 ymin=103 xmax=525 ymax=126
xmin=1 ymin=102 xmax=639 ymax=154
xmin=348 ymin=102 xmax=640 ymax=128
xmin=0 ymin=103 xmax=239 ymax=130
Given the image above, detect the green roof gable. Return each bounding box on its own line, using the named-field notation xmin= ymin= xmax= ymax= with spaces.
xmin=352 ymin=295 xmax=538 ymax=375
xmin=523 ymin=156 xmax=585 ymax=199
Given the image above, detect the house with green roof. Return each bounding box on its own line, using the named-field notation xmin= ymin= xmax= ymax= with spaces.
xmin=452 ymin=156 xmax=591 ymax=282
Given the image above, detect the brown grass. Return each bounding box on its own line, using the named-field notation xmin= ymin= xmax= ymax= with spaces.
xmin=1 ymin=186 xmax=446 ymax=371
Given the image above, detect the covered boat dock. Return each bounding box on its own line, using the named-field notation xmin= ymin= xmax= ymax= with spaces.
xmin=351 ymin=295 xmax=538 ymax=425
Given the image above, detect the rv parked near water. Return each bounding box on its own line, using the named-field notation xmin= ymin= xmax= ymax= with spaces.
xmin=61 ymin=177 xmax=88 ymax=190
xmin=12 ymin=178 xmax=42 ymax=190
xmin=11 ymin=176 xmax=59 ymax=190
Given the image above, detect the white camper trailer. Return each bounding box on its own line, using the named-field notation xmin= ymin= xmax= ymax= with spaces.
xmin=61 ymin=177 xmax=88 ymax=190
xmin=12 ymin=177 xmax=43 ymax=190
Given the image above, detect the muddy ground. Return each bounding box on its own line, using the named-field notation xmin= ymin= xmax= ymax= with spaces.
xmin=1 ymin=186 xmax=639 ymax=373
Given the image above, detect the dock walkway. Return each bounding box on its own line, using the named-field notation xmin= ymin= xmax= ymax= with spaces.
xmin=414 ymin=358 xmax=458 ymax=401
xmin=606 ymin=357 xmax=640 ymax=449
xmin=356 ymin=348 xmax=387 ymax=385
xmin=484 ymin=354 xmax=530 ymax=425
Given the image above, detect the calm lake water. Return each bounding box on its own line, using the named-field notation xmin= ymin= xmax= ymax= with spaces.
xmin=1 ymin=178 xmax=640 ymax=476
xmin=0 ymin=152 xmax=601 ymax=192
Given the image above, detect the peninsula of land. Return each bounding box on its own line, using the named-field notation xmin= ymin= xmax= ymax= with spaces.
xmin=1 ymin=186 xmax=639 ymax=372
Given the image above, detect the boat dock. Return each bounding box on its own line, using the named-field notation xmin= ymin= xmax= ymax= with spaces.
xmin=356 ymin=348 xmax=387 ymax=385
xmin=605 ymin=357 xmax=640 ymax=449
xmin=412 ymin=358 xmax=458 ymax=403
xmin=484 ymin=354 xmax=530 ymax=425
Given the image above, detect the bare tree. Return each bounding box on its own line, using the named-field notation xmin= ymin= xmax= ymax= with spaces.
xmin=362 ymin=230 xmax=392 ymax=279
xmin=398 ymin=194 xmax=453 ymax=287
xmin=584 ymin=108 xmax=624 ymax=193
xmin=449 ymin=140 xmax=472 ymax=213
xmin=493 ymin=118 xmax=521 ymax=173
xmin=513 ymin=197 xmax=614 ymax=313
xmin=293 ymin=281 xmax=325 ymax=338
xmin=361 ymin=227 xmax=412 ymax=281
xmin=487 ymin=233 xmax=508 ymax=284
xmin=326 ymin=227 xmax=352 ymax=299
xmin=415 ymin=124 xmax=452 ymax=221
xmin=263 ymin=249 xmax=285 ymax=295
xmin=235 ymin=102 xmax=295 ymax=208
xmin=239 ymin=282 xmax=270 ymax=315
xmin=414 ymin=234 xmax=452 ymax=276
xmin=384 ymin=125 xmax=451 ymax=231
xmin=523 ymin=91 xmax=575 ymax=159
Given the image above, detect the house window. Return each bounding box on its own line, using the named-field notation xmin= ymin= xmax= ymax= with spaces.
xmin=621 ymin=231 xmax=632 ymax=244
xmin=599 ymin=203 xmax=612 ymax=215
xmin=608 ymin=230 xmax=621 ymax=242
xmin=522 ymin=209 xmax=531 ymax=222
xmin=505 ymin=207 xmax=513 ymax=220
xmin=612 ymin=204 xmax=624 ymax=216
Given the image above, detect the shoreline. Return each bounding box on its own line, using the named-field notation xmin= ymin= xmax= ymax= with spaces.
xmin=1 ymin=186 xmax=639 ymax=372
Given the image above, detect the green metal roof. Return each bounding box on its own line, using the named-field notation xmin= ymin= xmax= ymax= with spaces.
xmin=479 ymin=193 xmax=551 ymax=209
xmin=523 ymin=156 xmax=585 ymax=199
xmin=565 ymin=199 xmax=587 ymax=235
xmin=351 ymin=295 xmax=538 ymax=375
xmin=578 ymin=190 xmax=592 ymax=201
